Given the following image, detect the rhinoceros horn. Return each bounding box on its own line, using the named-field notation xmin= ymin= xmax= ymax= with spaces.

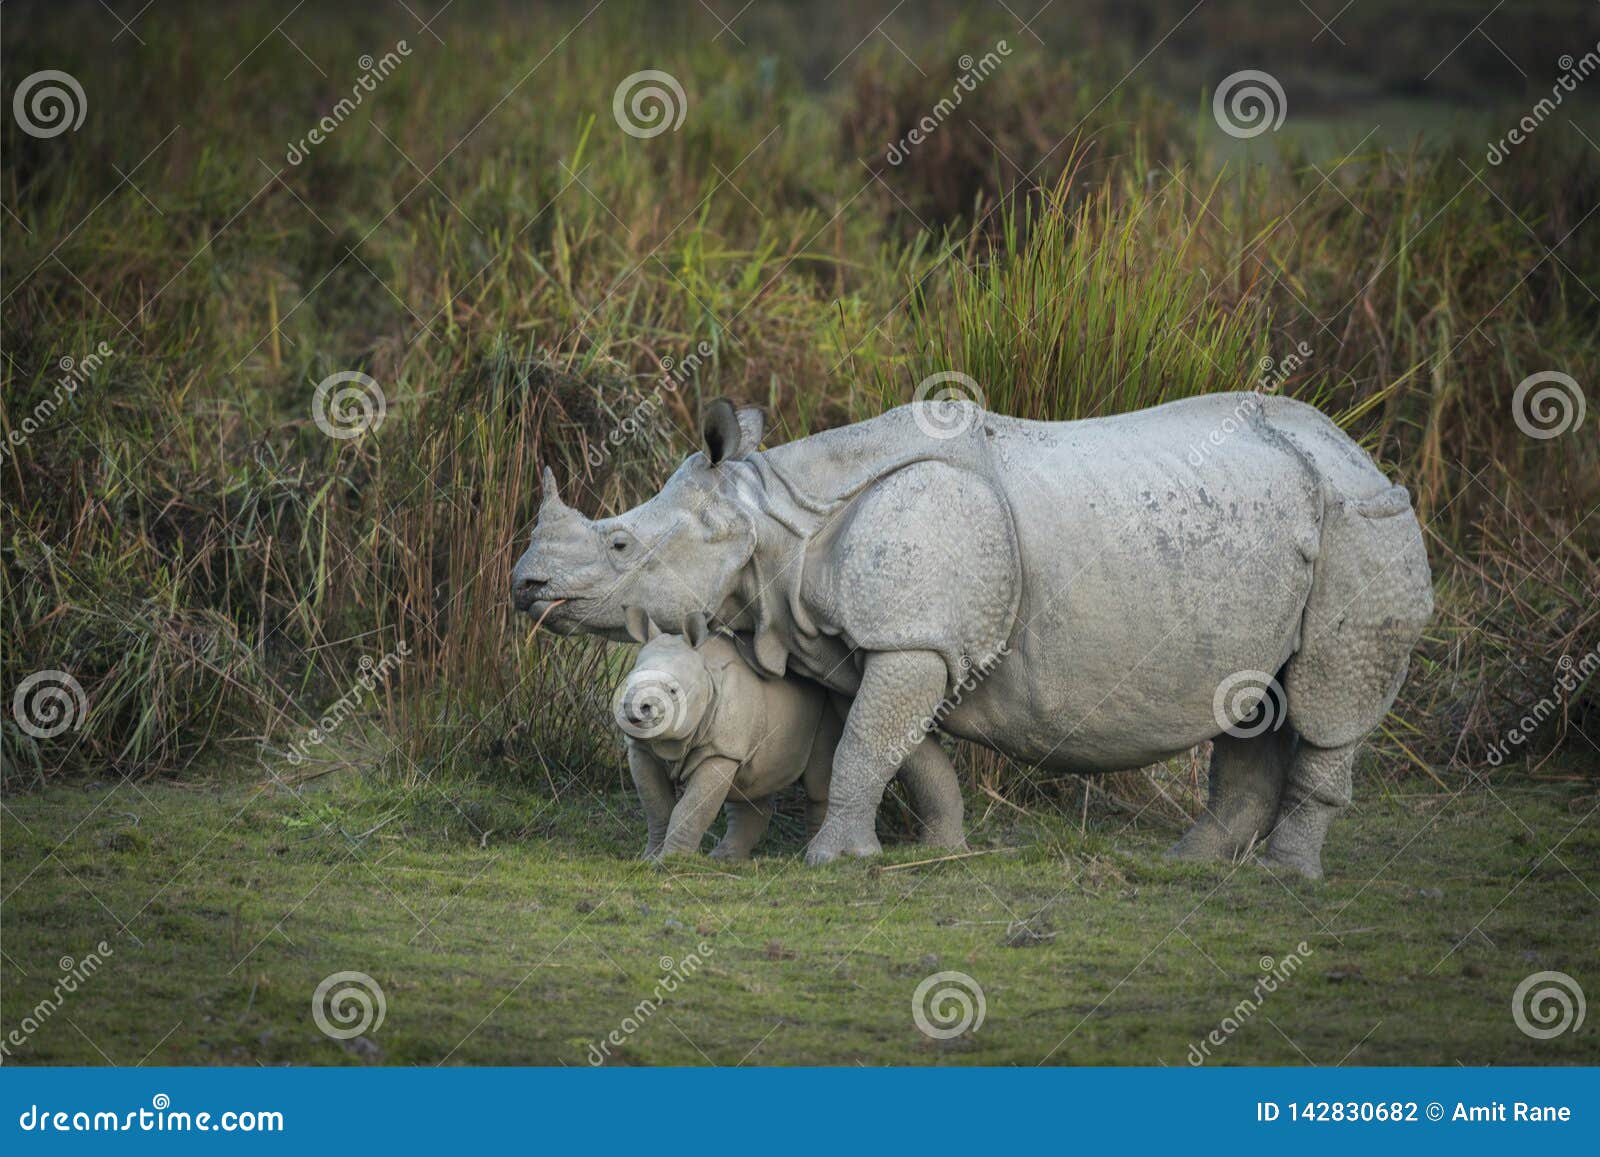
xmin=539 ymin=465 xmax=570 ymax=516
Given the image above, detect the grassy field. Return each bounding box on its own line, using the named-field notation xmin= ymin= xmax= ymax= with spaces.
xmin=2 ymin=0 xmax=1597 ymax=1066
xmin=3 ymin=764 xmax=1597 ymax=1066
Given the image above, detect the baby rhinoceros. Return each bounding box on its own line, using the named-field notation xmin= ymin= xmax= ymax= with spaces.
xmin=616 ymin=608 xmax=839 ymax=861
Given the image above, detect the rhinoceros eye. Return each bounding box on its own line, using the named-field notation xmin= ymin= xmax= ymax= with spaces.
xmin=603 ymin=528 xmax=640 ymax=566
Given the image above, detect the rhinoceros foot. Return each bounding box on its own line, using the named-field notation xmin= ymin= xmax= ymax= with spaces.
xmin=1258 ymin=845 xmax=1325 ymax=881
xmin=1165 ymin=822 xmax=1242 ymax=863
xmin=804 ymin=819 xmax=882 ymax=865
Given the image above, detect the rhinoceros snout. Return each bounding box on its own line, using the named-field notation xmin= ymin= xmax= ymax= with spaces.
xmin=512 ymin=573 xmax=548 ymax=612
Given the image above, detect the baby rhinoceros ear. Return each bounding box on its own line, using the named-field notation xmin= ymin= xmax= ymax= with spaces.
xmin=682 ymin=612 xmax=710 ymax=650
xmin=624 ymin=606 xmax=663 ymax=644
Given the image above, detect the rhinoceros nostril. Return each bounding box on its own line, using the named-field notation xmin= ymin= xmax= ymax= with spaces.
xmin=512 ymin=575 xmax=554 ymax=611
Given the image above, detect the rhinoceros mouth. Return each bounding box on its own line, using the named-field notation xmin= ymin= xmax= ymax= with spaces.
xmin=522 ymin=595 xmax=584 ymax=616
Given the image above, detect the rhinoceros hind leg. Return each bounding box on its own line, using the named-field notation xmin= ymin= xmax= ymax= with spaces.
xmin=1266 ymin=483 xmax=1432 ymax=878
xmin=1262 ymin=741 xmax=1356 ymax=880
xmin=898 ymin=738 xmax=967 ymax=849
xmin=710 ymin=796 xmax=772 ymax=861
xmin=806 ymin=650 xmax=948 ymax=865
xmin=1168 ymin=726 xmax=1293 ymax=863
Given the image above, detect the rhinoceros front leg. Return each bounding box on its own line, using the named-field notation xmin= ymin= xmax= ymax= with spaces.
xmin=627 ymin=742 xmax=675 ymax=860
xmin=827 ymin=690 xmax=964 ymax=848
xmin=660 ymin=755 xmax=740 ymax=859
xmin=806 ymin=650 xmax=949 ymax=865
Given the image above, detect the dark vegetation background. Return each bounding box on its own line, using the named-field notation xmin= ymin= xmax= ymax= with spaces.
xmin=3 ymin=0 xmax=1597 ymax=815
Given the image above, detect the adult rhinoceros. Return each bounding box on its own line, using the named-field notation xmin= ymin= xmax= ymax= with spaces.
xmin=512 ymin=393 xmax=1432 ymax=878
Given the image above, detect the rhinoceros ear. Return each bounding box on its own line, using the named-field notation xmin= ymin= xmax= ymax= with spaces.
xmin=624 ymin=606 xmax=661 ymax=644
xmin=682 ymin=612 xmax=710 ymax=650
xmin=734 ymin=406 xmax=764 ymax=454
xmin=701 ymin=398 xmax=742 ymax=466
xmin=701 ymin=399 xmax=763 ymax=465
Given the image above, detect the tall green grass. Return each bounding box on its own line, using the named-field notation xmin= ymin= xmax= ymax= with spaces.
xmin=3 ymin=1 xmax=1595 ymax=792
xmin=895 ymin=170 xmax=1271 ymax=418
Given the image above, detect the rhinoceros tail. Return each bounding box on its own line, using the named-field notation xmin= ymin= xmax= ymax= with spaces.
xmin=1351 ymin=482 xmax=1414 ymax=519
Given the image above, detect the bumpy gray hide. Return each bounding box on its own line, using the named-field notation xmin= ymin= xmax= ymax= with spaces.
xmin=514 ymin=393 xmax=1432 ymax=878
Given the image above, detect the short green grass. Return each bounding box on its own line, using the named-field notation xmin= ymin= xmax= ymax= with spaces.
xmin=4 ymin=768 xmax=1595 ymax=1066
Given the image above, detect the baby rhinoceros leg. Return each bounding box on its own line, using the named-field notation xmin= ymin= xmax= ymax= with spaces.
xmin=709 ymin=795 xmax=772 ymax=862
xmin=803 ymin=701 xmax=846 ymax=839
xmin=628 ymin=742 xmax=675 ymax=861
xmin=659 ymin=755 xmax=740 ymax=859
